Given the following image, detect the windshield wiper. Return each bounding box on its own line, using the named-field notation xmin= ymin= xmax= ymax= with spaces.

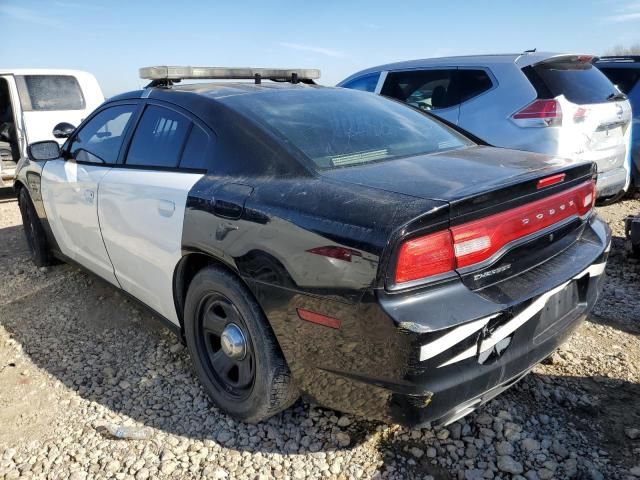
xmin=607 ymin=92 xmax=627 ymax=101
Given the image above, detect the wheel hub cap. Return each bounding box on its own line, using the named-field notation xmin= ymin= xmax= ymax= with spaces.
xmin=220 ymin=323 xmax=247 ymax=360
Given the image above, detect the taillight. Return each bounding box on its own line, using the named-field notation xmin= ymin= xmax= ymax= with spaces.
xmin=395 ymin=230 xmax=454 ymax=284
xmin=394 ymin=180 xmax=595 ymax=285
xmin=512 ymin=99 xmax=562 ymax=127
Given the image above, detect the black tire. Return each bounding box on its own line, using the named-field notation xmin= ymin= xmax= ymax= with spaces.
xmin=184 ymin=266 xmax=299 ymax=423
xmin=17 ymin=187 xmax=51 ymax=267
xmin=596 ymin=188 xmax=627 ymax=206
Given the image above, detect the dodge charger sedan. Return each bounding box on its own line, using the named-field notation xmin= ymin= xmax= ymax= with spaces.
xmin=15 ymin=66 xmax=610 ymax=427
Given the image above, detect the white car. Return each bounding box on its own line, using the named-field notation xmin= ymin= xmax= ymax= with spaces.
xmin=0 ymin=69 xmax=104 ymax=186
xmin=339 ymin=52 xmax=633 ymax=203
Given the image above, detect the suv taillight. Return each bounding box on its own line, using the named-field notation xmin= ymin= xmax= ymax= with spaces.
xmin=394 ymin=180 xmax=595 ymax=285
xmin=512 ymin=99 xmax=562 ymax=127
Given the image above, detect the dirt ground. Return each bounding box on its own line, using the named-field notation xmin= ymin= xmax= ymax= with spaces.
xmin=0 ymin=189 xmax=638 ymax=480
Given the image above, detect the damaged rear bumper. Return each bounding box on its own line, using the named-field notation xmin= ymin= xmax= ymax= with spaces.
xmin=295 ymin=214 xmax=610 ymax=427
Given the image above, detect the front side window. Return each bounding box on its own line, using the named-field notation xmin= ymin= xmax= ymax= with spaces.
xmin=16 ymin=75 xmax=85 ymax=111
xmin=68 ymin=105 xmax=135 ymax=164
xmin=381 ymin=69 xmax=458 ymax=111
xmin=126 ymin=105 xmax=190 ymax=168
xmin=341 ymin=73 xmax=380 ymax=92
xmin=223 ymin=88 xmax=474 ymax=170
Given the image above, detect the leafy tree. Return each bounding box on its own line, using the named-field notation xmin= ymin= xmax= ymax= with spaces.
xmin=605 ymin=43 xmax=640 ymax=56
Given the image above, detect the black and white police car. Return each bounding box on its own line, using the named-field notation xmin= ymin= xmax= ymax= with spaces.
xmin=15 ymin=66 xmax=611 ymax=426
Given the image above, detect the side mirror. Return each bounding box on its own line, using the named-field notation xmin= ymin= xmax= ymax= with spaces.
xmin=52 ymin=122 xmax=76 ymax=139
xmin=28 ymin=141 xmax=61 ymax=161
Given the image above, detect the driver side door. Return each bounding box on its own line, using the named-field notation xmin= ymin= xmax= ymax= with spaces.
xmin=41 ymin=102 xmax=139 ymax=285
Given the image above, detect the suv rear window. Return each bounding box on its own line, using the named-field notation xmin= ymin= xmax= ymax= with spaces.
xmin=523 ymin=60 xmax=618 ymax=105
xmin=222 ymin=88 xmax=474 ymax=170
xmin=597 ymin=67 xmax=640 ymax=94
xmin=16 ymin=75 xmax=86 ymax=111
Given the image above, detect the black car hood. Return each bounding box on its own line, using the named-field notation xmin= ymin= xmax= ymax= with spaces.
xmin=321 ymin=146 xmax=579 ymax=202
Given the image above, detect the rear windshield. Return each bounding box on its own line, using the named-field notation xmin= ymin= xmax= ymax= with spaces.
xmin=16 ymin=75 xmax=86 ymax=111
xmin=524 ymin=60 xmax=619 ymax=105
xmin=223 ymin=88 xmax=473 ymax=170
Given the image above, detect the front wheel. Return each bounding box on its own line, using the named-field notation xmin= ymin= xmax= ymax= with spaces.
xmin=17 ymin=188 xmax=51 ymax=267
xmin=184 ymin=266 xmax=299 ymax=423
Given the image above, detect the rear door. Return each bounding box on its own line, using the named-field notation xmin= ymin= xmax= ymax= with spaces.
xmin=41 ymin=103 xmax=138 ymax=284
xmin=380 ymin=68 xmax=461 ymax=124
xmin=523 ymin=58 xmax=632 ymax=177
xmin=15 ymin=73 xmax=104 ymax=146
xmin=97 ymin=102 xmax=209 ymax=324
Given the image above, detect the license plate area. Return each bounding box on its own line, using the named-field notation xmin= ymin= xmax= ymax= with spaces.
xmin=533 ymin=277 xmax=587 ymax=343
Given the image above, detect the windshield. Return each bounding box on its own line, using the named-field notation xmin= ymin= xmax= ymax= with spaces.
xmin=223 ymin=88 xmax=474 ymax=170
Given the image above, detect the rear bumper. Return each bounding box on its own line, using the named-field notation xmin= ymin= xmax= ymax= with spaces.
xmin=596 ymin=166 xmax=627 ymax=198
xmin=280 ymin=214 xmax=610 ymax=426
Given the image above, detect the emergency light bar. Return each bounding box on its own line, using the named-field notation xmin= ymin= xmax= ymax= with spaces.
xmin=139 ymin=66 xmax=321 ymax=85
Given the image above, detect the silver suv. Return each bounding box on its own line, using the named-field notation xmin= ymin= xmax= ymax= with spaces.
xmin=339 ymin=52 xmax=632 ymax=201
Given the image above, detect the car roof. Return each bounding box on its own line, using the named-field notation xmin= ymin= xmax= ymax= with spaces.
xmin=338 ymin=52 xmax=592 ymax=84
xmin=595 ymin=56 xmax=640 ymax=67
xmin=110 ymin=81 xmax=325 ymax=102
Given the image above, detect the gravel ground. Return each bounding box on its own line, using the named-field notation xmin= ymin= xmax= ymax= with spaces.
xmin=0 ymin=191 xmax=638 ymax=480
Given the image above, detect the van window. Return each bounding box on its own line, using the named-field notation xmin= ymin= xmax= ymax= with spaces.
xmin=16 ymin=75 xmax=86 ymax=111
xmin=524 ymin=60 xmax=619 ymax=105
xmin=381 ymin=70 xmax=458 ymax=111
xmin=341 ymin=73 xmax=380 ymax=92
xmin=597 ymin=67 xmax=640 ymax=95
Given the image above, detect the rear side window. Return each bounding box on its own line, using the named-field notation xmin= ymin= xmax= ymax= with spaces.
xmin=458 ymin=70 xmax=493 ymax=102
xmin=523 ymin=60 xmax=619 ymax=104
xmin=597 ymin=67 xmax=640 ymax=94
xmin=179 ymin=125 xmax=211 ymax=170
xmin=381 ymin=69 xmax=458 ymax=111
xmin=127 ymin=105 xmax=190 ymax=168
xmin=69 ymin=105 xmax=135 ymax=164
xmin=341 ymin=73 xmax=380 ymax=92
xmin=16 ymin=75 xmax=85 ymax=111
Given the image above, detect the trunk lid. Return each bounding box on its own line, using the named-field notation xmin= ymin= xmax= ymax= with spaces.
xmin=323 ymin=146 xmax=596 ymax=291
xmin=322 ymin=145 xmax=592 ymax=216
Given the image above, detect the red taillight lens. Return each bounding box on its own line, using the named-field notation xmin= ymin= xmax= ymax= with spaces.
xmin=394 ymin=180 xmax=595 ymax=284
xmin=512 ymin=99 xmax=562 ymax=127
xmin=395 ymin=230 xmax=454 ymax=284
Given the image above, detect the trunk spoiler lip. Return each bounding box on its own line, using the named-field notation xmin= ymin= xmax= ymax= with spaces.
xmin=515 ymin=52 xmax=600 ymax=69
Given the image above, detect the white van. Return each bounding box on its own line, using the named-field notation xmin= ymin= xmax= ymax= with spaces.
xmin=0 ymin=69 xmax=104 ymax=186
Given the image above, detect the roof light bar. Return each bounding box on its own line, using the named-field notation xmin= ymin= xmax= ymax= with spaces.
xmin=139 ymin=66 xmax=321 ymax=82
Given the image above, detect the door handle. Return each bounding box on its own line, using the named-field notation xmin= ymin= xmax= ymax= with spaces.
xmin=157 ymin=199 xmax=175 ymax=217
xmin=84 ymin=189 xmax=95 ymax=204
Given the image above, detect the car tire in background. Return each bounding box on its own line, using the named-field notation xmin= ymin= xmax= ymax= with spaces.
xmin=18 ymin=187 xmax=51 ymax=267
xmin=183 ymin=265 xmax=299 ymax=423
xmin=596 ymin=188 xmax=628 ymax=206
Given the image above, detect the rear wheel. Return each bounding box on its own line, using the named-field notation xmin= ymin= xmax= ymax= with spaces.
xmin=18 ymin=188 xmax=51 ymax=267
xmin=184 ymin=266 xmax=299 ymax=423
xmin=596 ymin=188 xmax=628 ymax=206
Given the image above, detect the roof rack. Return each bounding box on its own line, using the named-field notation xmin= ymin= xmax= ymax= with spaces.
xmin=139 ymin=66 xmax=321 ymax=87
xmin=597 ymin=56 xmax=640 ymax=63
